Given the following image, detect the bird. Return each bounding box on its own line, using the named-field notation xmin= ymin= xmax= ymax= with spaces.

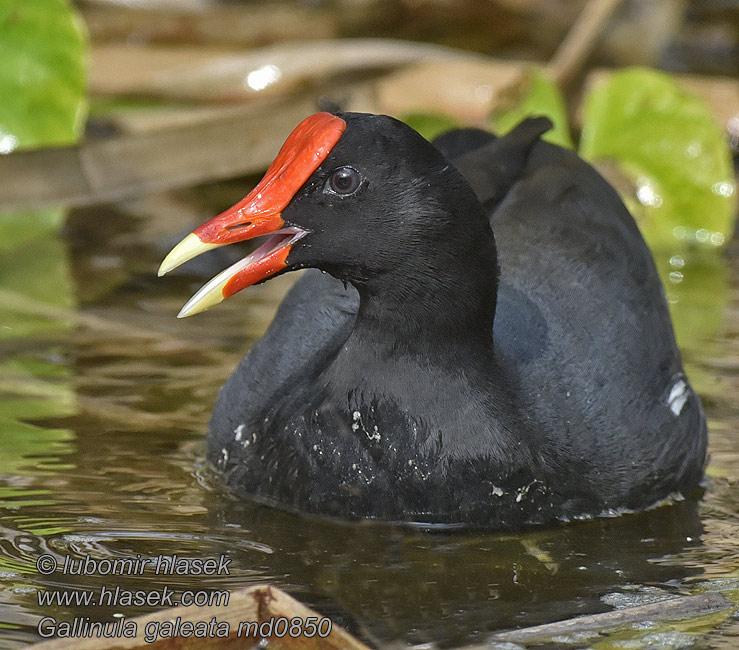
xmin=159 ymin=111 xmax=707 ymax=528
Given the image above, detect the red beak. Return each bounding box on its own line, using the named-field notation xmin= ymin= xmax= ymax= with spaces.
xmin=158 ymin=112 xmax=346 ymax=317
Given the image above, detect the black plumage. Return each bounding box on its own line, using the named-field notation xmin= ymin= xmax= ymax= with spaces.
xmin=203 ymin=113 xmax=706 ymax=527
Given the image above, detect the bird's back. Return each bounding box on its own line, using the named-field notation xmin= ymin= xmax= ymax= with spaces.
xmin=454 ymin=128 xmax=707 ymax=511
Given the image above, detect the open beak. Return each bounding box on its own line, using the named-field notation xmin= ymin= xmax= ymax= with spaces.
xmin=162 ymin=224 xmax=307 ymax=318
xmin=158 ymin=112 xmax=346 ymax=317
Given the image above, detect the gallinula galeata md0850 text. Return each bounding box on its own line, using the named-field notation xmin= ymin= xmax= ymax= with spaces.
xmin=159 ymin=112 xmax=706 ymax=528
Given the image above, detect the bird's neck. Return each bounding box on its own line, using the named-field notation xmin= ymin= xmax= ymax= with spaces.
xmin=319 ymin=212 xmax=516 ymax=455
xmin=346 ymin=223 xmax=499 ymax=361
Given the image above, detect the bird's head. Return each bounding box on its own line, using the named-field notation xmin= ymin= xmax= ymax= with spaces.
xmin=159 ymin=111 xmax=488 ymax=317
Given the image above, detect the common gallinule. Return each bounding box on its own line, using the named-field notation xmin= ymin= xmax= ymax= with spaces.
xmin=159 ymin=112 xmax=706 ymax=527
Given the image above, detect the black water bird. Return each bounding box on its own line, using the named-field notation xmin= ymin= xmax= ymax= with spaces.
xmin=159 ymin=112 xmax=706 ymax=527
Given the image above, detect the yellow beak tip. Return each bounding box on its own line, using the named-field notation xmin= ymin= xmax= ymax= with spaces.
xmin=158 ymin=233 xmax=218 ymax=278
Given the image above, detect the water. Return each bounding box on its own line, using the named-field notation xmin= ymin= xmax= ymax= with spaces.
xmin=0 ymin=183 xmax=737 ymax=649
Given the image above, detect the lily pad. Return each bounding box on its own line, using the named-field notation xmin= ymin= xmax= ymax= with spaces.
xmin=579 ymin=68 xmax=736 ymax=249
xmin=490 ymin=66 xmax=574 ymax=150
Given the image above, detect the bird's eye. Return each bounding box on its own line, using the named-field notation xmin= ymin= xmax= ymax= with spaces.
xmin=327 ymin=167 xmax=362 ymax=196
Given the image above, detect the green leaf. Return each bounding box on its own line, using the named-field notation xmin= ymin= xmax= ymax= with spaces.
xmin=0 ymin=1 xmax=85 ymax=490
xmin=402 ymin=112 xmax=461 ymax=142
xmin=0 ymin=0 xmax=88 ymax=241
xmin=490 ymin=67 xmax=573 ymax=149
xmin=579 ymin=67 xmax=736 ymax=249
xmin=0 ymin=0 xmax=87 ymax=152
